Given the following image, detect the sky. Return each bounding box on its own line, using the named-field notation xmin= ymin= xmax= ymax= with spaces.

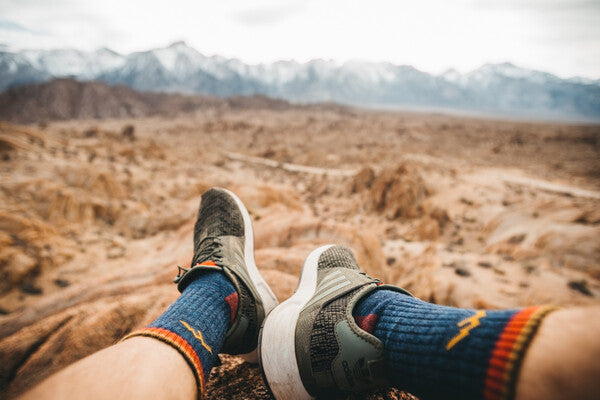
xmin=1 ymin=0 xmax=599 ymax=79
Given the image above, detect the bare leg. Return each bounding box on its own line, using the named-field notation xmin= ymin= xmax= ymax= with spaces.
xmin=18 ymin=337 xmax=196 ymax=400
xmin=516 ymin=306 xmax=600 ymax=400
xmin=17 ymin=307 xmax=600 ymax=400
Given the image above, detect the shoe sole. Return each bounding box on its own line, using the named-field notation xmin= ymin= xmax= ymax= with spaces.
xmin=258 ymin=244 xmax=335 ymax=400
xmin=221 ymin=188 xmax=279 ymax=363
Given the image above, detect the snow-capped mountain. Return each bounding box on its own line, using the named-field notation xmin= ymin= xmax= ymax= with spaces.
xmin=1 ymin=42 xmax=599 ymax=121
xmin=20 ymin=47 xmax=124 ymax=79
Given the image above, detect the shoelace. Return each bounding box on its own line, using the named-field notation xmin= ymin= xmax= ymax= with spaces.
xmin=174 ymin=236 xmax=223 ymax=283
xmin=192 ymin=236 xmax=224 ymax=265
xmin=358 ymin=270 xmax=381 ymax=284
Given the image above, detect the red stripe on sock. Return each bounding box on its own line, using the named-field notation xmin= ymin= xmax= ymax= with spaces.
xmin=354 ymin=314 xmax=379 ymax=334
xmin=483 ymin=305 xmax=557 ymax=400
xmin=122 ymin=327 xmax=206 ymax=395
xmin=224 ymin=292 xmax=238 ymax=323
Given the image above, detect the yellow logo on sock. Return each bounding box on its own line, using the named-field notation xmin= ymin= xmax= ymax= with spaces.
xmin=446 ymin=310 xmax=487 ymax=350
xmin=180 ymin=320 xmax=213 ymax=354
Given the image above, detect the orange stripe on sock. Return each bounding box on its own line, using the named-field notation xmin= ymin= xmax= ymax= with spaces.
xmin=483 ymin=305 xmax=557 ymax=400
xmin=122 ymin=327 xmax=206 ymax=398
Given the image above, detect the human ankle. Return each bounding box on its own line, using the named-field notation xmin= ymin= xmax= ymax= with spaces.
xmin=353 ymin=289 xmax=557 ymax=400
xmin=122 ymin=271 xmax=236 ymax=393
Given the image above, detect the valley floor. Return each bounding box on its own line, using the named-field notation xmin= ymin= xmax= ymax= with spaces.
xmin=1 ymin=107 xmax=598 ymax=398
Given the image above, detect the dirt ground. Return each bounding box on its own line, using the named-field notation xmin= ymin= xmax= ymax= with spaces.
xmin=0 ymin=106 xmax=599 ymax=398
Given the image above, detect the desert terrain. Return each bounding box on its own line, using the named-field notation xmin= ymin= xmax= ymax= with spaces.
xmin=0 ymin=102 xmax=599 ymax=399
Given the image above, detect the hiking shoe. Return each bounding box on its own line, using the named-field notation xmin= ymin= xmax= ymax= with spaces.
xmin=259 ymin=245 xmax=411 ymax=399
xmin=174 ymin=187 xmax=278 ymax=362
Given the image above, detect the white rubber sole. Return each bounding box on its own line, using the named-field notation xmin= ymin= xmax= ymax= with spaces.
xmin=259 ymin=244 xmax=335 ymax=400
xmin=222 ymin=188 xmax=279 ymax=363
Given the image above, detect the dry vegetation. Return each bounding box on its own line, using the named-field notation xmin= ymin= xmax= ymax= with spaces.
xmin=0 ymin=106 xmax=599 ymax=398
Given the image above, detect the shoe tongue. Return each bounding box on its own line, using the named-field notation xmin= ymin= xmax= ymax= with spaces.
xmin=190 ymin=236 xmax=221 ymax=267
xmin=318 ymin=246 xmax=360 ymax=271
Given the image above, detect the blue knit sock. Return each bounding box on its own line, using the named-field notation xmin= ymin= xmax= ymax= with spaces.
xmin=124 ymin=271 xmax=237 ymax=394
xmin=353 ymin=289 xmax=556 ymax=400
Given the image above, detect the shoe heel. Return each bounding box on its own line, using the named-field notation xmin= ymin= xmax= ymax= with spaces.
xmin=258 ymin=245 xmax=334 ymax=400
xmin=222 ymin=188 xmax=279 ymax=364
xmin=223 ymin=188 xmax=279 ymax=317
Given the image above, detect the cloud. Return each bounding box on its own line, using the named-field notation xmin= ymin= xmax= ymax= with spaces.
xmin=471 ymin=0 xmax=600 ymax=11
xmin=232 ymin=1 xmax=307 ymax=26
xmin=0 ymin=0 xmax=597 ymax=78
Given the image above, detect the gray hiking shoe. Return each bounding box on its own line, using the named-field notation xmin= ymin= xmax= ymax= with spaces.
xmin=259 ymin=244 xmax=411 ymax=399
xmin=174 ymin=187 xmax=278 ymax=362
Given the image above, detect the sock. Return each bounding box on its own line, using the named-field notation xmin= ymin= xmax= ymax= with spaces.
xmin=123 ymin=270 xmax=237 ymax=395
xmin=353 ymin=289 xmax=556 ymax=400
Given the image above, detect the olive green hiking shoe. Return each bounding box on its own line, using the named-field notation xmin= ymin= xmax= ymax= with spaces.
xmin=174 ymin=187 xmax=278 ymax=362
xmin=259 ymin=245 xmax=410 ymax=399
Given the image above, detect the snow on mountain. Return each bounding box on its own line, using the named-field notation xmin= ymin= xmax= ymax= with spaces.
xmin=147 ymin=42 xmax=258 ymax=82
xmin=465 ymin=62 xmax=562 ymax=88
xmin=92 ymin=48 xmax=125 ymax=73
xmin=568 ymin=76 xmax=600 ymax=85
xmin=263 ymin=60 xmax=304 ymax=85
xmin=20 ymin=49 xmax=85 ymax=75
xmin=477 ymin=62 xmax=535 ymax=79
xmin=1 ymin=42 xmax=599 ymax=121
xmin=441 ymin=68 xmax=463 ymax=84
xmin=0 ymin=51 xmax=50 ymax=90
xmin=151 ymin=41 xmax=206 ymax=75
xmin=20 ymin=48 xmax=125 ymax=79
xmin=1 ymin=52 xmax=29 ymax=74
xmin=341 ymin=60 xmax=397 ymax=83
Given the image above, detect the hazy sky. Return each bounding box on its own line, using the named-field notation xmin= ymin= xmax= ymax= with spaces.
xmin=1 ymin=0 xmax=599 ymax=78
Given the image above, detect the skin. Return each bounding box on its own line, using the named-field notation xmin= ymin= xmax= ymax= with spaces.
xmin=515 ymin=306 xmax=600 ymax=400
xmin=18 ymin=307 xmax=600 ymax=400
xmin=18 ymin=337 xmax=196 ymax=400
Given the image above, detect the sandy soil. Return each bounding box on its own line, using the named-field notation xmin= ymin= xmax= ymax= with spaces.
xmin=0 ymin=106 xmax=599 ymax=398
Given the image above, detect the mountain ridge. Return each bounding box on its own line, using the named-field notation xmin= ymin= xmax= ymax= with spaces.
xmin=1 ymin=42 xmax=599 ymax=121
xmin=0 ymin=78 xmax=294 ymax=123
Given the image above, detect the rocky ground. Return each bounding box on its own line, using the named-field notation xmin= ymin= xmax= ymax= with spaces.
xmin=0 ymin=106 xmax=599 ymax=399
